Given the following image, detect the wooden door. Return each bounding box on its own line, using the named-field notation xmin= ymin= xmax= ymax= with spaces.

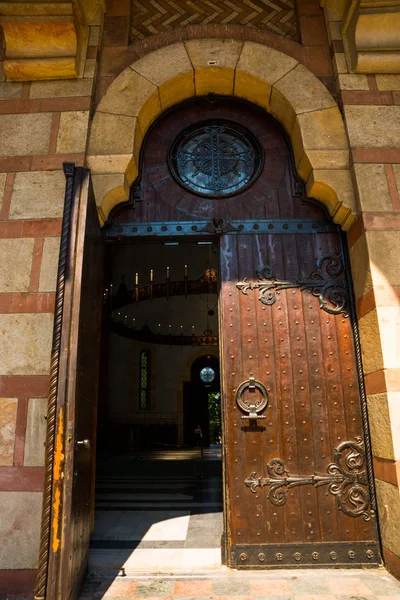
xmin=44 ymin=166 xmax=104 ymax=599
xmin=219 ymin=230 xmax=380 ymax=568
xmin=103 ymin=96 xmax=380 ymax=570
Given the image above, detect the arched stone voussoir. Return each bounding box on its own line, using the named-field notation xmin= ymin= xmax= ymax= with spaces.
xmin=234 ymin=42 xmax=298 ymax=112
xmin=290 ymin=106 xmax=350 ymax=181
xmin=88 ymin=112 xmax=141 ymax=157
xmin=306 ymin=169 xmax=357 ymax=231
xmin=129 ymin=43 xmax=195 ymax=111
xmin=88 ymin=40 xmax=356 ymax=229
xmin=93 ymin=174 xmax=130 ymax=227
xmin=185 ymin=38 xmax=243 ymax=96
xmin=96 ymin=68 xmax=161 ymax=135
xmin=270 ymin=64 xmax=337 ymax=135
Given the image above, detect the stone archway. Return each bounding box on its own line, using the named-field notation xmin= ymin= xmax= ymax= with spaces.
xmin=86 ymin=39 xmax=355 ymax=231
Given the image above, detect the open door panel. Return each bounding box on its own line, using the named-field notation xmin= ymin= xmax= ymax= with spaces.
xmin=42 ymin=166 xmax=104 ymax=600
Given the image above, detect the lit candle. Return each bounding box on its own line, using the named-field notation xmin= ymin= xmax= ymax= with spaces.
xmin=158 ymin=323 xmax=161 ymax=333
xmin=169 ymin=324 xmax=172 ymax=332
xmin=133 ymin=317 xmax=136 ymax=328
xmin=166 ymin=266 xmax=170 ymax=279
xmin=124 ymin=315 xmax=127 ymax=323
xmin=117 ymin=312 xmax=121 ymax=321
xmin=184 ymin=264 xmax=188 ymax=277
xmin=135 ymin=273 xmax=139 ymax=286
xmin=150 ymin=269 xmax=153 ymax=282
xmin=180 ymin=325 xmax=183 ymax=332
xmin=192 ymin=325 xmax=195 ymax=334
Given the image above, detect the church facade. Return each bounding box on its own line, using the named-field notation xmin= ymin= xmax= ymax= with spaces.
xmin=1 ymin=1 xmax=400 ymax=597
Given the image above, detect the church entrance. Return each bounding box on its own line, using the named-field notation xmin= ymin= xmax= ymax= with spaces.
xmin=96 ymin=96 xmax=380 ymax=569
xmin=91 ymin=239 xmax=224 ymax=571
xmin=41 ymin=95 xmax=381 ymax=599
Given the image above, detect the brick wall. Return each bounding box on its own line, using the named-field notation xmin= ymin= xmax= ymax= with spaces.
xmin=323 ymin=5 xmax=400 ymax=579
xmin=0 ymin=16 xmax=102 ymax=594
xmin=95 ymin=0 xmax=333 ymax=108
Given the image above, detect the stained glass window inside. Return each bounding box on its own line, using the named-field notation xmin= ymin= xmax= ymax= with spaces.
xmin=169 ymin=120 xmax=263 ymax=198
xmin=140 ymin=350 xmax=149 ymax=409
xmin=200 ymin=367 xmax=216 ymax=383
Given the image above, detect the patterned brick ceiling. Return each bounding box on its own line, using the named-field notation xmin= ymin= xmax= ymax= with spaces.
xmin=132 ymin=0 xmax=298 ymax=42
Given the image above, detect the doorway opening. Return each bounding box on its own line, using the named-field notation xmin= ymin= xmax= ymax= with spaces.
xmin=91 ymin=239 xmax=224 ymax=572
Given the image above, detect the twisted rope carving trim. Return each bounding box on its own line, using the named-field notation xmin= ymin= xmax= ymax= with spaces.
xmin=35 ymin=163 xmax=75 ymax=600
xmin=342 ymin=237 xmax=378 ymax=519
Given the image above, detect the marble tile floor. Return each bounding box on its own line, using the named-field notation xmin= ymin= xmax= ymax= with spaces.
xmin=78 ymin=569 xmax=400 ymax=600
xmin=90 ymin=450 xmax=224 ymax=573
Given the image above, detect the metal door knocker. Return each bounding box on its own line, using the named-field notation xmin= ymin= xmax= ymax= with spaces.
xmin=235 ymin=376 xmax=268 ymax=420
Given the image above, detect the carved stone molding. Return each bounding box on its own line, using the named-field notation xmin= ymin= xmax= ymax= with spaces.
xmin=323 ymin=0 xmax=400 ymax=73
xmin=0 ymin=0 xmax=105 ymax=81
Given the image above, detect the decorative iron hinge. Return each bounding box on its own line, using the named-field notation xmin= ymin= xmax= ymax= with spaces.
xmin=245 ymin=438 xmax=371 ymax=521
xmin=236 ymin=253 xmax=348 ymax=316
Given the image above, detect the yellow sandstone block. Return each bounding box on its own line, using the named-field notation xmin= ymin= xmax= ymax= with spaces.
xmin=0 ymin=399 xmax=18 ymax=467
xmin=159 ymin=72 xmax=195 ymax=111
xmin=185 ymin=39 xmax=242 ymax=70
xmin=367 ymin=393 xmax=395 ymax=460
xmin=234 ymin=72 xmax=270 ymax=111
xmin=349 ymin=233 xmax=373 ymax=299
xmin=273 ymin=64 xmax=336 ymax=116
xmin=375 ymin=479 xmax=400 ymax=557
xmin=359 ymin=308 xmax=384 ymax=374
xmin=297 ymin=150 xmax=350 ymax=181
xmin=98 ymin=68 xmax=158 ymax=118
xmin=194 ymin=68 xmax=234 ymax=96
xmin=131 ymin=43 xmax=192 ymax=87
xmin=88 ymin=113 xmax=137 ymax=156
xmin=137 ymin=88 xmax=162 ymax=136
xmin=4 ymin=58 xmax=77 ymax=81
xmin=1 ymin=21 xmax=77 ymax=58
xmin=237 ymin=42 xmax=297 ymax=87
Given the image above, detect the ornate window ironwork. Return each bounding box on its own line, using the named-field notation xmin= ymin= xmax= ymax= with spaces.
xmin=169 ymin=120 xmax=264 ymax=197
xmin=139 ymin=350 xmax=150 ymax=409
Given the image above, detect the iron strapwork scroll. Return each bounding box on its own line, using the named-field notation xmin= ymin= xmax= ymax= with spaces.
xmin=245 ymin=438 xmax=371 ymax=521
xmin=236 ymin=253 xmax=348 ymax=316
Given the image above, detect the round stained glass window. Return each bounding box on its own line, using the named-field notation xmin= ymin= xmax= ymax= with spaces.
xmin=200 ymin=367 xmax=216 ymax=383
xmin=169 ymin=120 xmax=264 ymax=198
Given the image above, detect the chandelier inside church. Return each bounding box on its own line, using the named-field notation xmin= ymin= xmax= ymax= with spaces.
xmin=103 ymin=264 xmax=219 ymax=346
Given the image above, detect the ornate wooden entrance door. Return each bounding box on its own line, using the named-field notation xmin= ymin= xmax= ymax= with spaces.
xmin=104 ymin=96 xmax=380 ymax=569
xmin=219 ymin=230 xmax=380 ymax=568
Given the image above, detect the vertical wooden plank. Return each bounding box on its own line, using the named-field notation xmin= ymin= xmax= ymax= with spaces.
xmin=284 ymin=233 xmax=321 ymax=543
xmin=270 ymin=233 xmax=303 ymax=543
xmin=296 ymin=232 xmax=338 ymax=543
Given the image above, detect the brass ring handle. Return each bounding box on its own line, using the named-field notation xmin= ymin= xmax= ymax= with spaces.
xmin=235 ymin=376 xmax=268 ymax=420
